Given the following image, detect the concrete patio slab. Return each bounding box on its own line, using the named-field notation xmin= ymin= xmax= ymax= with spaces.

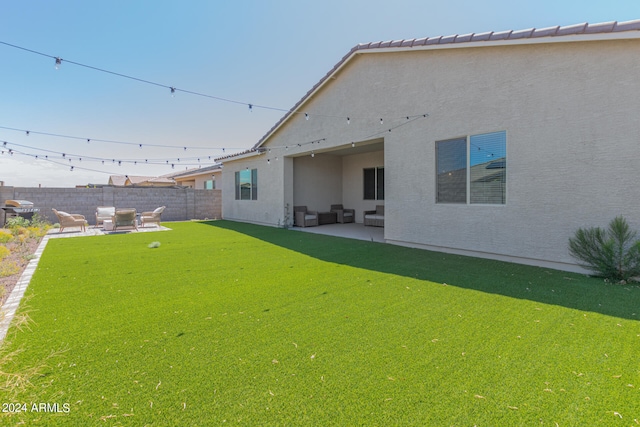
xmin=292 ymin=222 xmax=384 ymax=243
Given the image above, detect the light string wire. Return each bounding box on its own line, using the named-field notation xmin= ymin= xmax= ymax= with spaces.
xmin=0 ymin=124 xmax=244 ymax=152
xmin=3 ymin=147 xmax=140 ymax=176
xmin=261 ymin=114 xmax=428 ymax=163
xmin=1 ymin=40 xmax=429 ymax=122
xmin=1 ymin=139 xmax=218 ymax=167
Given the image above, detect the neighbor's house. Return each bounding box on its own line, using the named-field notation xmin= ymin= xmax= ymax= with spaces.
xmin=108 ymin=175 xmax=176 ymax=187
xmin=217 ymin=20 xmax=640 ymax=273
xmin=171 ymin=164 xmax=222 ymax=190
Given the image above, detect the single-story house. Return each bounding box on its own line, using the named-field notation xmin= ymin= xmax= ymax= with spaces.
xmin=108 ymin=175 xmax=177 ymax=187
xmin=217 ymin=19 xmax=640 ymax=273
xmin=171 ymin=164 xmax=222 ymax=189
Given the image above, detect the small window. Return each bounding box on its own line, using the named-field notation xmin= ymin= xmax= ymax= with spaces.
xmin=364 ymin=167 xmax=384 ymax=200
xmin=204 ymin=180 xmax=214 ymax=190
xmin=235 ymin=169 xmax=258 ymax=200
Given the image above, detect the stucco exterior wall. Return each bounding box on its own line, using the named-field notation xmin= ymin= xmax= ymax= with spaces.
xmin=342 ymin=150 xmax=385 ymax=222
xmin=293 ymin=154 xmax=342 ymax=212
xmin=221 ymin=38 xmax=640 ymax=272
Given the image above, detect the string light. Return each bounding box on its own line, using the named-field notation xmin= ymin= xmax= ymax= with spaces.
xmin=1 ymin=41 xmax=431 ymax=123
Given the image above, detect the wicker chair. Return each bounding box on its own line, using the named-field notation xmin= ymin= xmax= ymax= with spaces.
xmin=363 ymin=205 xmax=384 ymax=227
xmin=294 ymin=206 xmax=319 ymax=227
xmin=113 ymin=208 xmax=138 ymax=231
xmin=95 ymin=206 xmax=115 ymax=227
xmin=141 ymin=206 xmax=165 ymax=227
xmin=330 ymin=204 xmax=355 ymax=224
xmin=52 ymin=208 xmax=87 ymax=232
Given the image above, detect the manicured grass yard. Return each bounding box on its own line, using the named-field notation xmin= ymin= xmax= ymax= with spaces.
xmin=1 ymin=221 xmax=638 ymax=425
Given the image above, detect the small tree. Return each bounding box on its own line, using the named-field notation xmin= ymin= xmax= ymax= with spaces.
xmin=569 ymin=216 xmax=640 ymax=281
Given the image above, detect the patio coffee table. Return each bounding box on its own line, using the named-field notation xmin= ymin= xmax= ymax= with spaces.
xmin=318 ymin=211 xmax=337 ymax=225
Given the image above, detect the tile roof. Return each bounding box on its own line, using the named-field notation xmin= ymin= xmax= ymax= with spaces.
xmin=218 ymin=19 xmax=640 ymax=161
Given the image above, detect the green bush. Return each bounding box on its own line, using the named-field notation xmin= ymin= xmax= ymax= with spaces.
xmin=5 ymin=216 xmax=31 ymax=231
xmin=569 ymin=216 xmax=640 ymax=281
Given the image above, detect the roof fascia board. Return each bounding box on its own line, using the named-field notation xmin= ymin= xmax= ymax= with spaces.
xmin=361 ymin=31 xmax=640 ymax=55
xmin=217 ymin=150 xmax=262 ymax=164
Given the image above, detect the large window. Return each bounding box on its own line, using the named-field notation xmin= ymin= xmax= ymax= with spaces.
xmin=436 ymin=131 xmax=506 ymax=204
xmin=235 ymin=169 xmax=258 ymax=200
xmin=364 ymin=167 xmax=384 ymax=200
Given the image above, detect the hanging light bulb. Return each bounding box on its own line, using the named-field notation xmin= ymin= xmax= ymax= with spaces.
xmin=380 ymin=118 xmax=383 ymax=125
xmin=248 ymin=104 xmax=253 ymax=112
xmin=55 ymin=57 xmax=62 ymax=69
xmin=351 ymin=142 xmax=355 ymax=148
xmin=305 ymin=113 xmax=309 ymax=120
xmin=170 ymin=87 xmax=176 ymax=97
xmin=70 ymin=166 xmax=74 ymax=171
xmin=347 ymin=117 xmax=350 ymax=124
xmin=25 ymin=131 xmax=29 ymax=136
xmin=311 ymin=151 xmax=315 ymax=158
xmin=267 ymin=159 xmax=271 ymax=164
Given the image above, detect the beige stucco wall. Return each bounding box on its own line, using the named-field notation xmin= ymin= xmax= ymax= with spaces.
xmin=222 ymin=37 xmax=640 ymax=271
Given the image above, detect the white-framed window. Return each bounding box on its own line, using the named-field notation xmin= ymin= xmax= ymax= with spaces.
xmin=363 ymin=167 xmax=384 ymax=200
xmin=235 ymin=169 xmax=258 ymax=200
xmin=436 ymin=131 xmax=506 ymax=204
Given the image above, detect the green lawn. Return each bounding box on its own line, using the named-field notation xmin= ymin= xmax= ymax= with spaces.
xmin=1 ymin=221 xmax=638 ymax=425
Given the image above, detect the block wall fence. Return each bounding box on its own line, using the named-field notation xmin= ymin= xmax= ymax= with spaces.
xmin=0 ymin=186 xmax=221 ymax=226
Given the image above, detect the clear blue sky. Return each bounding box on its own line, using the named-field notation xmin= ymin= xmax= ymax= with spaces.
xmin=1 ymin=0 xmax=638 ymax=187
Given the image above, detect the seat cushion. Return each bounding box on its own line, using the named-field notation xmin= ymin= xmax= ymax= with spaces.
xmin=57 ymin=211 xmax=71 ymax=217
xmin=343 ymin=212 xmax=353 ymax=217
xmin=153 ymin=207 xmax=164 ymax=214
xmin=365 ymin=214 xmax=385 ymax=220
xmin=305 ymin=214 xmax=316 ymax=220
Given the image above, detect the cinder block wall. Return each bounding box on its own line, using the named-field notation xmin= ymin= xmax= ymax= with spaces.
xmin=0 ymin=186 xmax=221 ymax=226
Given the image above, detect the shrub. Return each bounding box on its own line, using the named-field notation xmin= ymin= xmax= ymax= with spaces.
xmin=0 ymin=260 xmax=20 ymax=278
xmin=569 ymin=216 xmax=640 ymax=281
xmin=0 ymin=245 xmax=10 ymax=261
xmin=0 ymin=230 xmax=12 ymax=244
xmin=5 ymin=216 xmax=30 ymax=231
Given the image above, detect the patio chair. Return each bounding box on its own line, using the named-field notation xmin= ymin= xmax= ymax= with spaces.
xmin=294 ymin=206 xmax=319 ymax=227
xmin=113 ymin=208 xmax=138 ymax=231
xmin=52 ymin=208 xmax=87 ymax=232
xmin=141 ymin=206 xmax=165 ymax=227
xmin=95 ymin=206 xmax=115 ymax=227
xmin=330 ymin=204 xmax=355 ymax=224
xmin=364 ymin=205 xmax=385 ymax=227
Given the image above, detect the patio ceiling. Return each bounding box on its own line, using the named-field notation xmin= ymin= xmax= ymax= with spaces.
xmin=289 ymin=138 xmax=384 ymax=157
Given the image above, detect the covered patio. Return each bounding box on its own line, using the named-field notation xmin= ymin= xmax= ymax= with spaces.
xmin=292 ymin=222 xmax=384 ymax=243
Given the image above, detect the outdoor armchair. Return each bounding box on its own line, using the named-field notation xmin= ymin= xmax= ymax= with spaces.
xmin=113 ymin=208 xmax=138 ymax=231
xmin=52 ymin=208 xmax=87 ymax=232
xmin=141 ymin=206 xmax=165 ymax=227
xmin=294 ymin=206 xmax=319 ymax=227
xmin=330 ymin=204 xmax=355 ymax=224
xmin=95 ymin=206 xmax=116 ymax=227
xmin=364 ymin=205 xmax=385 ymax=227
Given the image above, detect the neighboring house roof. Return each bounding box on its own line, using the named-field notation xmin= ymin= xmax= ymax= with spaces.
xmin=171 ymin=164 xmax=222 ymax=179
xmin=215 ymin=19 xmax=638 ymax=162
xmin=108 ymin=175 xmax=176 ymax=186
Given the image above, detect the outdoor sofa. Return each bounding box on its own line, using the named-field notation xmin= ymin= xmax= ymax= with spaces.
xmin=364 ymin=205 xmax=384 ymax=227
